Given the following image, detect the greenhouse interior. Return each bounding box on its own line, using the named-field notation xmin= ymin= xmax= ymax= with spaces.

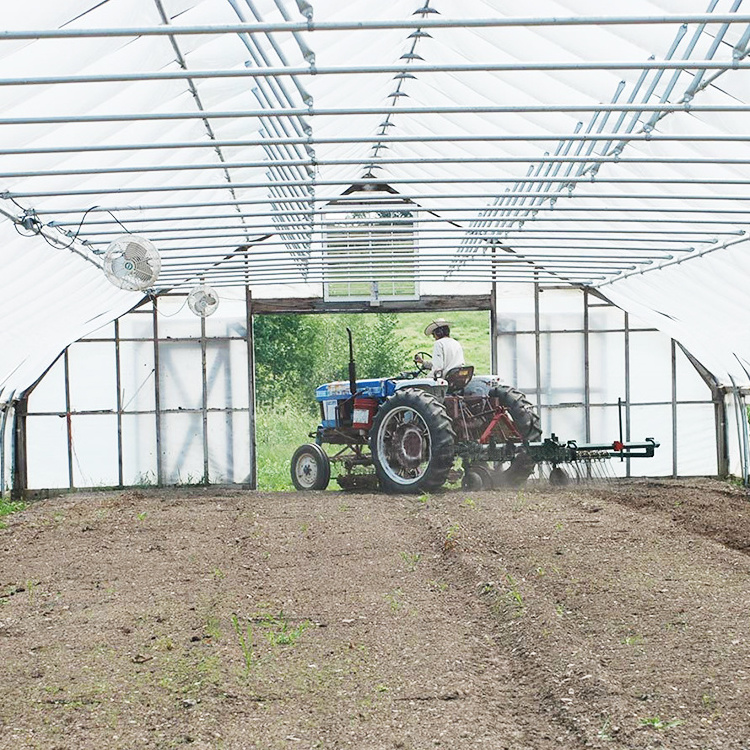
xmin=2 ymin=0 xmax=750 ymax=496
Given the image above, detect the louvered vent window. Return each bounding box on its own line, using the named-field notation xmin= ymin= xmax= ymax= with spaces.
xmin=323 ymin=207 xmax=419 ymax=302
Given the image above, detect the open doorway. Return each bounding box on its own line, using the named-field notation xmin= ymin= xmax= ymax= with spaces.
xmin=254 ymin=310 xmax=492 ymax=490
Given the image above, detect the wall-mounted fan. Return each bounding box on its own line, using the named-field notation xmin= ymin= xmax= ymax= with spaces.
xmin=187 ymin=284 xmax=220 ymax=317
xmin=103 ymin=234 xmax=161 ymax=291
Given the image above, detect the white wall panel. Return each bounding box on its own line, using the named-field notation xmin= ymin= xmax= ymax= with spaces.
xmin=121 ymin=413 xmax=158 ymax=486
xmin=26 ymin=416 xmax=69 ymax=489
xmin=161 ymin=412 xmax=205 ymax=485
xmin=207 ymin=411 xmax=251 ymax=485
xmin=70 ymin=415 xmax=119 ymax=487
xmin=68 ymin=342 xmax=117 ymax=412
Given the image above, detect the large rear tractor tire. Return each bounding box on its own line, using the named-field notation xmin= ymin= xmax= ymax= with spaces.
xmin=490 ymin=385 xmax=542 ymax=487
xmin=370 ymin=389 xmax=456 ymax=494
xmin=291 ymin=443 xmax=331 ymax=491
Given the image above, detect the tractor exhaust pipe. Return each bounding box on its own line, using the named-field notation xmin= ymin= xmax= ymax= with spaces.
xmin=346 ymin=327 xmax=357 ymax=396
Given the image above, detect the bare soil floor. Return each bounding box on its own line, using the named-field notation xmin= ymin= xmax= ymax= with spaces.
xmin=2 ymin=478 xmax=750 ymax=750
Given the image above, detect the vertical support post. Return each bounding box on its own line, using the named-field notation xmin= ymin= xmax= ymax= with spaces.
xmin=715 ymin=391 xmax=730 ymax=479
xmin=0 ymin=406 xmax=5 ymax=498
xmin=671 ymin=338 xmax=678 ymax=478
xmin=11 ymin=396 xmax=28 ymax=502
xmin=0 ymin=392 xmax=14 ymax=498
xmin=152 ymin=299 xmax=163 ymax=486
xmin=200 ymin=312 xmax=209 ymax=485
xmin=245 ymin=286 xmax=257 ymax=489
xmin=64 ymin=349 xmax=74 ymax=490
xmin=533 ymin=281 xmax=542 ymax=417
xmin=676 ymin=342 xmax=728 ymax=478
xmin=114 ymin=319 xmax=124 ymax=488
xmin=490 ymin=243 xmax=498 ymax=375
xmin=583 ymin=288 xmax=591 ymax=444
xmin=624 ymin=311 xmax=631 ymax=478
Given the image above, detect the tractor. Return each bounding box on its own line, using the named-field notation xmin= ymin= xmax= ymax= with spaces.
xmin=290 ymin=328 xmax=544 ymax=493
xmin=290 ymin=329 xmax=660 ymax=494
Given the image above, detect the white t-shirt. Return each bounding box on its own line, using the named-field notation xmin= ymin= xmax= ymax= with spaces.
xmin=430 ymin=337 xmax=465 ymax=378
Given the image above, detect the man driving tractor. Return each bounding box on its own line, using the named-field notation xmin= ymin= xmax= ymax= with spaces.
xmin=415 ymin=318 xmax=465 ymax=379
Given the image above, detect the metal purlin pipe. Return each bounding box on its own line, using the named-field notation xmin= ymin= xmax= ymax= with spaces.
xmin=597 ymin=233 xmax=749 ymax=286
xmin=27 ymin=192 xmax=750 ymax=214
xmin=153 ymin=251 xmax=675 ymax=266
xmin=229 ymin=0 xmax=312 ymax=128
xmin=74 ymin=224 xmax=729 ymax=240
xmin=269 ymin=0 xmax=315 ymax=252
xmin=7 ymin=132 xmax=750 ymax=157
xmin=156 ymin=260 xmax=616 ymax=276
xmin=579 ymin=82 xmax=627 ymax=181
xmin=244 ymin=60 xmax=315 ymax=255
xmin=265 ymin=182 xmax=309 ymax=251
xmin=9 ymin=59 xmax=750 ymax=88
xmin=644 ymin=6 xmax=718 ymax=133
xmin=6 ymin=15 xmax=750 ymax=39
xmin=681 ymin=0 xmax=740 ymax=101
xmin=457 ymin=122 xmax=577 ymax=257
xmin=156 ymin=261 xmax=642 ymax=277
xmin=152 ymin=0 xmax=247 ymax=236
xmin=272 ymin=0 xmax=315 ymax=67
xmin=242 ymin=0 xmax=314 ymax=109
xmin=464 ymin=101 xmax=598 ymax=254
xmin=15 ymin=174 xmax=750 ymax=202
xmin=253 ymin=123 xmax=314 ymax=262
xmin=610 ymin=21 xmax=686 ymax=156
xmin=7 ymin=103 xmax=750 ymax=127
xmin=154 ymin=273 xmax=608 ymax=288
xmin=482 ymin=165 xmax=538 ymax=238
xmin=224 ymin=9 xmax=313 ymax=163
xmin=51 ymin=212 xmax=750 ymax=230
xmin=16 ymin=150 xmax=750 ymax=179
xmin=266 ymin=175 xmax=314 ymax=251
xmin=360 ymin=0 xmax=435 ymax=179
xmin=40 ymin=204 xmax=750 ymax=222
xmin=465 ymin=110 xmax=587 ymax=247
xmin=156 ymin=272 xmax=615 ymax=289
xmin=601 ymin=62 xmax=653 ymax=159
xmin=228 ymin=0 xmax=316 ymax=254
xmin=138 ymin=238 xmax=698 ymax=255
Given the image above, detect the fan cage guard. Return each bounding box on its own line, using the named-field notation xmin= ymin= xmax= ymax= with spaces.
xmin=187 ymin=285 xmax=220 ymax=317
xmin=103 ymin=234 xmax=161 ymax=292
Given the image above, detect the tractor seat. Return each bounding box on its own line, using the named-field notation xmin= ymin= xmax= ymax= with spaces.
xmin=444 ymin=365 xmax=475 ymax=393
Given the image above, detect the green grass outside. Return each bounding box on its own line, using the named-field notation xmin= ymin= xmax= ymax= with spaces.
xmin=0 ymin=498 xmax=26 ymax=528
xmin=256 ymin=402 xmax=317 ymax=491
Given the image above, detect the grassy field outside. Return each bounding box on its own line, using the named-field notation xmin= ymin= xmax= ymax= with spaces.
xmin=256 ymin=309 xmax=491 ymax=491
xmin=256 ymin=403 xmax=316 ymax=491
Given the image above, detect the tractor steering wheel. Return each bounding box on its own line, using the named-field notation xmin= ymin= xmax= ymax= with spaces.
xmin=413 ymin=351 xmax=432 ymax=374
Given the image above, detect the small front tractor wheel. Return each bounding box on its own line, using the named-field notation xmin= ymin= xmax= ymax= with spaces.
xmin=370 ymin=389 xmax=456 ymax=494
xmin=291 ymin=443 xmax=331 ymax=491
